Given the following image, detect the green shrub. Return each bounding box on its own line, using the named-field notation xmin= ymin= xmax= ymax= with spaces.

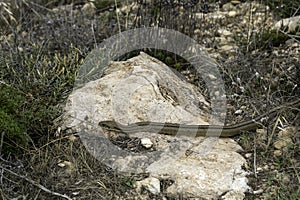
xmin=0 ymin=84 xmax=30 ymax=154
xmin=260 ymin=0 xmax=300 ymax=19
xmin=260 ymin=30 xmax=290 ymax=47
xmin=0 ymin=43 xmax=82 ymax=155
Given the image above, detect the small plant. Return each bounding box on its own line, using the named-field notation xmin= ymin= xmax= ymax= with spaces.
xmin=0 ymin=43 xmax=81 ymax=155
xmin=0 ymin=83 xmax=29 ymax=154
xmin=240 ymin=29 xmax=291 ymax=51
xmin=260 ymin=30 xmax=290 ymax=47
xmin=260 ymin=0 xmax=300 ymax=19
xmin=94 ymin=0 xmax=116 ymax=10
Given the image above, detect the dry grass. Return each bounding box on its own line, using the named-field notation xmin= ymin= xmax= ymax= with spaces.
xmin=0 ymin=0 xmax=299 ymax=199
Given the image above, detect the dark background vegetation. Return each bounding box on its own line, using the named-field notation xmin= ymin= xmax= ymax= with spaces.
xmin=0 ymin=0 xmax=299 ymax=199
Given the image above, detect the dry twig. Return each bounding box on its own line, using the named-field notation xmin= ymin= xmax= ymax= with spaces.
xmin=0 ymin=165 xmax=73 ymax=200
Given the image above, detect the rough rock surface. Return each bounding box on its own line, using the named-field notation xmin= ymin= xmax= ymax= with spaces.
xmin=274 ymin=15 xmax=300 ymax=33
xmin=62 ymin=52 xmax=249 ymax=199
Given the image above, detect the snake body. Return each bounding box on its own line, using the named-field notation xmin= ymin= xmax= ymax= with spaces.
xmin=99 ymin=99 xmax=300 ymax=137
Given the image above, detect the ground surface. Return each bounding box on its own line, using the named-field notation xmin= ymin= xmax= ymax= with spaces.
xmin=0 ymin=0 xmax=299 ymax=199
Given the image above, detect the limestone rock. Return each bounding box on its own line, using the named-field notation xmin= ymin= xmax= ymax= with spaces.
xmin=221 ymin=190 xmax=245 ymax=200
xmin=62 ymin=52 xmax=249 ymax=199
xmin=274 ymin=16 xmax=300 ymax=33
xmin=141 ymin=138 xmax=153 ymax=149
xmin=135 ymin=177 xmax=160 ymax=195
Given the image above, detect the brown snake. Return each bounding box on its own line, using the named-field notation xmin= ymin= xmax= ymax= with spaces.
xmin=99 ymin=99 xmax=300 ymax=137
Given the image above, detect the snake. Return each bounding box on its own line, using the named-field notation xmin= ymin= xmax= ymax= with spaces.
xmin=99 ymin=99 xmax=300 ymax=137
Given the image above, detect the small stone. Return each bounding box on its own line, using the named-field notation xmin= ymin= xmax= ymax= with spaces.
xmin=220 ymin=45 xmax=235 ymax=51
xmin=228 ymin=11 xmax=237 ymax=17
xmin=282 ymin=175 xmax=290 ymax=184
xmin=209 ymin=12 xmax=227 ymax=20
xmin=135 ymin=177 xmax=160 ymax=195
xmin=221 ymin=190 xmax=245 ymax=200
xmin=253 ymin=189 xmax=263 ymax=194
xmin=208 ymin=74 xmax=217 ymax=80
xmin=68 ymin=134 xmax=77 ymax=142
xmin=58 ymin=162 xmax=66 ymax=167
xmin=256 ymin=129 xmax=266 ymax=134
xmin=239 ymin=86 xmax=245 ymax=93
xmin=256 ymin=129 xmax=267 ymax=140
xmin=195 ymin=13 xmax=205 ymax=19
xmin=273 ymin=127 xmax=295 ymax=149
xmin=231 ymin=1 xmax=241 ymax=5
xmin=214 ymin=91 xmax=220 ymax=96
xmin=120 ymin=5 xmax=130 ymax=13
xmin=57 ymin=161 xmax=75 ymax=174
xmin=290 ymin=42 xmax=300 ymax=47
xmin=285 ymin=39 xmax=295 ymax=46
xmin=55 ymin=126 xmax=61 ymax=137
xmin=257 ymin=167 xmax=263 ymax=172
xmin=270 ymin=165 xmax=275 ymax=170
xmin=217 ymin=29 xmax=233 ymax=36
xmin=194 ymin=29 xmax=201 ymax=34
xmin=245 ymin=153 xmax=252 ymax=158
xmin=234 ymin=110 xmax=243 ymax=115
xmin=222 ymin=3 xmax=235 ymax=11
xmin=219 ymin=36 xmax=229 ymax=45
xmin=273 ymin=150 xmax=282 ymax=157
xmin=17 ymin=47 xmax=23 ymax=52
xmin=273 ymin=139 xmax=292 ymax=149
xmin=52 ymin=4 xmax=72 ymax=13
xmin=243 ymin=162 xmax=250 ymax=170
xmin=141 ymin=138 xmax=153 ymax=149
xmin=263 ymin=165 xmax=269 ymax=171
xmin=278 ymin=127 xmax=296 ymax=138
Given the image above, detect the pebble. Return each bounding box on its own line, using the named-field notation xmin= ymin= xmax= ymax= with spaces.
xmin=141 ymin=138 xmax=153 ymax=149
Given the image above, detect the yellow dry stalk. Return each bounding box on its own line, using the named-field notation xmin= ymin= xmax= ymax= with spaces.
xmin=0 ymin=1 xmax=16 ymax=26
